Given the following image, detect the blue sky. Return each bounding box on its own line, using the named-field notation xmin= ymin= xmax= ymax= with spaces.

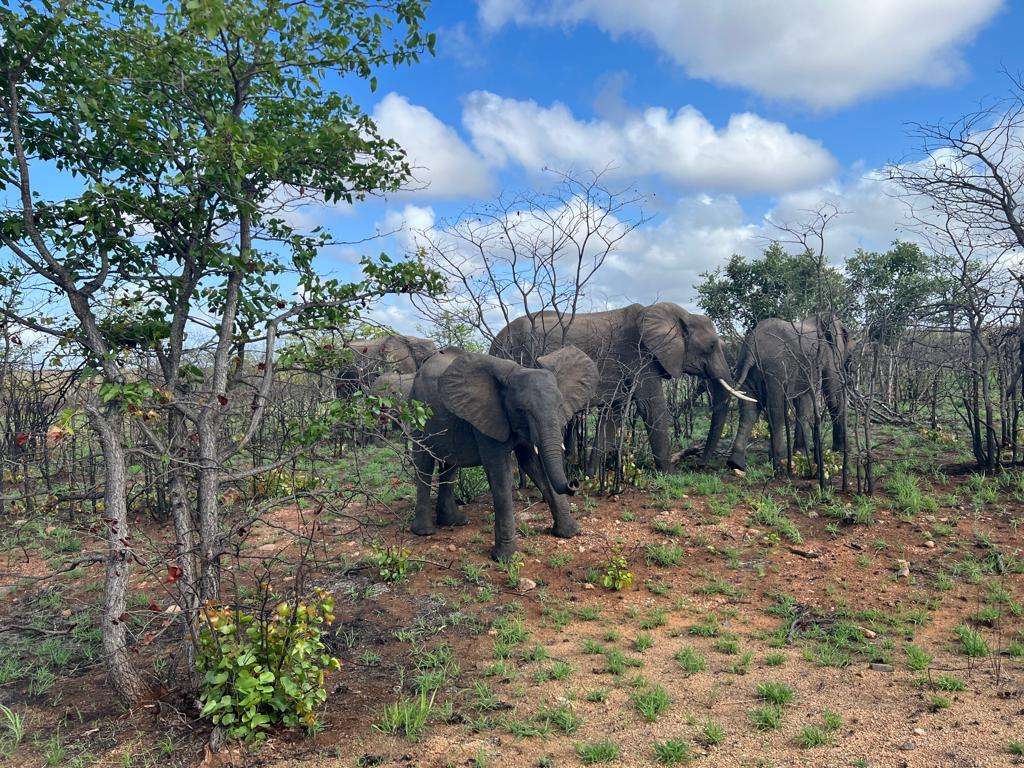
xmin=310 ymin=0 xmax=1024 ymax=331
xmin=12 ymin=1 xmax=1020 ymax=334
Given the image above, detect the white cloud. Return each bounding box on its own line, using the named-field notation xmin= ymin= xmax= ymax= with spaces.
xmin=372 ymin=93 xmax=494 ymax=199
xmin=462 ymin=91 xmax=836 ymax=193
xmin=595 ymin=170 xmax=916 ymax=309
xmin=380 ymin=204 xmax=437 ymax=253
xmin=478 ymin=0 xmax=1002 ymax=108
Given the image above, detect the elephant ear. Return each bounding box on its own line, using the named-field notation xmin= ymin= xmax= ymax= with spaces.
xmin=438 ymin=354 xmax=516 ymax=442
xmin=640 ymin=302 xmax=689 ymax=378
xmin=537 ymin=346 xmax=599 ymax=421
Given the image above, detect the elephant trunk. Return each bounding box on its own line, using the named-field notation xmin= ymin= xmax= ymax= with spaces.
xmin=534 ymin=420 xmax=577 ymax=496
xmin=706 ymin=344 xmax=756 ymax=403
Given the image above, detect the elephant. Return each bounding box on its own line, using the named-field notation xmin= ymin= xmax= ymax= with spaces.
xmin=369 ymin=371 xmax=415 ymax=400
xmin=490 ymin=303 xmax=754 ymax=473
xmin=336 ymin=334 xmax=436 ymax=397
xmin=725 ymin=316 xmax=852 ymax=473
xmin=408 ymin=345 xmax=599 ymax=561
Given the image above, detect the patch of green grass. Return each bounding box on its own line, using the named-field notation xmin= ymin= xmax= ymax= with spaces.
xmin=928 ymin=693 xmax=951 ymax=711
xmin=749 ymin=704 xmax=783 ymax=731
xmin=576 ymin=739 xmax=620 ymax=764
xmin=756 ymin=681 xmax=795 ymax=707
xmin=796 ymin=724 xmax=831 ymax=748
xmin=749 ymin=496 xmax=803 ymax=543
xmin=632 ymin=685 xmax=671 ymax=722
xmin=584 ymin=689 xmax=609 ymax=703
xmin=953 ymin=624 xmax=990 ymax=657
xmin=713 ymin=635 xmax=741 ymax=655
xmin=646 ymin=542 xmax=685 ymax=567
xmin=904 ymin=643 xmax=932 ymax=671
xmin=764 ymin=652 xmax=786 ymax=667
xmin=536 ymin=703 xmax=581 ymax=735
xmin=822 ymin=709 xmax=843 ymax=731
xmin=699 ymin=718 xmax=725 ymax=746
xmin=652 ymin=737 xmax=692 ymax=764
xmin=375 ymin=690 xmax=435 ymax=741
xmin=932 ymin=674 xmax=965 ymax=692
xmin=696 ymin=572 xmax=743 ymax=598
xmin=652 ymin=520 xmax=684 ymax=536
xmin=674 ymin=647 xmax=707 ymax=675
xmin=639 ymin=608 xmax=668 ymax=630
xmin=727 ymin=651 xmax=753 ymax=675
xmin=633 ymin=632 xmax=655 ymax=652
xmin=689 ymin=612 xmax=722 ymax=637
xmin=1008 ymin=740 xmax=1024 ymax=757
xmin=887 ymin=470 xmax=938 ymax=518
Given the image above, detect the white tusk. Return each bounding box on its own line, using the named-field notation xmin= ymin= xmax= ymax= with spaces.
xmin=719 ymin=378 xmax=757 ymax=403
xmin=534 ymin=445 xmax=539 ymax=455
xmin=561 ymin=442 xmax=565 ymax=451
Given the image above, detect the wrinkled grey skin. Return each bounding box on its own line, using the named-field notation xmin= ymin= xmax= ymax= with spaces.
xmin=369 ymin=371 xmax=415 ymax=400
xmin=409 ymin=346 xmax=598 ymax=561
xmin=726 ymin=317 xmax=852 ymax=473
xmin=336 ymin=335 xmax=436 ymax=397
xmin=490 ymin=303 xmax=750 ymax=472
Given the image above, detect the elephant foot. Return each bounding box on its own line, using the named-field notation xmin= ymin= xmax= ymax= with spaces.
xmin=490 ymin=542 xmax=517 ymax=562
xmin=726 ymin=456 xmax=747 ymax=473
xmin=551 ymin=517 xmax=581 ymax=539
xmin=410 ymin=517 xmax=437 ymax=537
xmin=437 ymin=509 xmax=469 ymax=527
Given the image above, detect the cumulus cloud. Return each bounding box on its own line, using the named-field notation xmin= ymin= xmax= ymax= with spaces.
xmin=478 ymin=0 xmax=1002 ymax=108
xmin=462 ymin=91 xmax=836 ymax=193
xmin=595 ymin=171 xmax=916 ymax=309
xmin=372 ymin=93 xmax=494 ymax=199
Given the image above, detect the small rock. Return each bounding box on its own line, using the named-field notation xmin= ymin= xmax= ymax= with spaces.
xmin=897 ymin=741 xmax=915 ymax=751
xmin=583 ymin=582 xmax=595 ymax=590
xmin=447 ymin=544 xmax=457 ymax=552
xmin=859 ymin=626 xmax=877 ymax=639
xmin=913 ymin=727 xmax=926 ymax=736
xmin=869 ymin=663 xmax=894 ymax=672
xmin=164 ymin=604 xmax=182 ymax=614
xmin=807 ymin=511 xmax=819 ymax=518
xmin=924 ymin=540 xmax=936 ymax=549
xmin=517 ymin=578 xmax=537 ymax=593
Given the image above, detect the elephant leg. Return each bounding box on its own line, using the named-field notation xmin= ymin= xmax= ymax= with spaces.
xmin=727 ymin=398 xmax=760 ymax=472
xmin=436 ymin=463 xmax=468 ymax=527
xmin=765 ymin=382 xmax=788 ymax=474
xmin=824 ymin=372 xmax=847 ymax=452
xmin=637 ymin=376 xmax=673 ymax=472
xmin=793 ymin=394 xmax=809 ymax=452
xmin=515 ymin=445 xmax=579 ymax=539
xmin=700 ymin=379 xmax=732 ymax=466
xmin=588 ymin=404 xmax=620 ymax=475
xmin=793 ymin=393 xmax=814 ymax=464
xmin=410 ymin=445 xmax=436 ymax=536
xmin=478 ymin=439 xmax=516 ymax=562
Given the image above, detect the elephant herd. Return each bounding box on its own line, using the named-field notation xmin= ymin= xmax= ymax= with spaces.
xmin=344 ymin=304 xmax=852 ymax=558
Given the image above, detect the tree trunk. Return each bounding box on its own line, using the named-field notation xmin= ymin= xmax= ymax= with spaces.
xmin=90 ymin=406 xmax=146 ymax=704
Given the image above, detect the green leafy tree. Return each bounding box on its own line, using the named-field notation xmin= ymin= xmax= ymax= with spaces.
xmin=1 ymin=0 xmax=438 ymax=702
xmin=845 ymin=241 xmax=942 ymax=343
xmin=697 ymin=242 xmax=852 ymax=337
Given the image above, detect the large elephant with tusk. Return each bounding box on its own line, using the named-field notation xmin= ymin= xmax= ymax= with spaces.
xmin=490 ymin=302 xmax=754 ymax=473
xmin=408 ymin=346 xmax=598 ymax=561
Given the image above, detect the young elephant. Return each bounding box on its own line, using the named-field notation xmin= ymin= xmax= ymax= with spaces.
xmin=408 ymin=346 xmax=598 ymax=561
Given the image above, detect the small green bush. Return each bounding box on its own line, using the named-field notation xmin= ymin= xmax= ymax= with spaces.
xmin=197 ymin=590 xmax=340 ymax=741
